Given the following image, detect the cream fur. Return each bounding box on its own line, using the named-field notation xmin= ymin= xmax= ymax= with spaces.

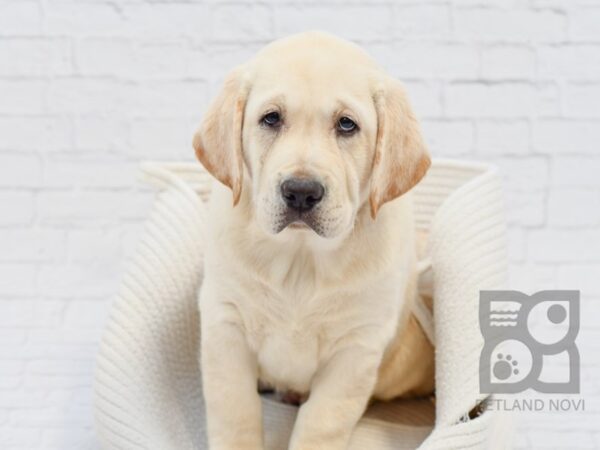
xmin=194 ymin=31 xmax=434 ymax=450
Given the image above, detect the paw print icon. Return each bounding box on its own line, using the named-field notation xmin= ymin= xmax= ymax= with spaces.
xmin=493 ymin=353 xmax=519 ymax=380
xmin=479 ymin=290 xmax=580 ymax=394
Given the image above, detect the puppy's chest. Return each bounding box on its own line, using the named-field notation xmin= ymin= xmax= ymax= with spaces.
xmin=256 ymin=318 xmax=320 ymax=393
xmin=241 ymin=287 xmax=340 ymax=394
xmin=236 ymin=271 xmax=404 ymax=394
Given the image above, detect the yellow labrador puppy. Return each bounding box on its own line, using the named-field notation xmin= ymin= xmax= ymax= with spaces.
xmin=194 ymin=31 xmax=434 ymax=450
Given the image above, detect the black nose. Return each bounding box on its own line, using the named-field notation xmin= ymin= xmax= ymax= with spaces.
xmin=281 ymin=178 xmax=325 ymax=212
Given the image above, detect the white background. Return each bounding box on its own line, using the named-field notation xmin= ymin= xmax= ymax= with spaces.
xmin=1 ymin=0 xmax=599 ymax=448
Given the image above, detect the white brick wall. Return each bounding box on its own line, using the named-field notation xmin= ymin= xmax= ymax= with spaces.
xmin=1 ymin=1 xmax=599 ymax=449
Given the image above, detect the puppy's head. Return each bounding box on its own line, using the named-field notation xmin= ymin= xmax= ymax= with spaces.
xmin=194 ymin=32 xmax=430 ymax=240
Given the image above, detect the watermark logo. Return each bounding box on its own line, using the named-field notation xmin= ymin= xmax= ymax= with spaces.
xmin=479 ymin=290 xmax=580 ymax=394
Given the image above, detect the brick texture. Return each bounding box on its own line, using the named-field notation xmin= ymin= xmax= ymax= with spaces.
xmin=1 ymin=1 xmax=599 ymax=449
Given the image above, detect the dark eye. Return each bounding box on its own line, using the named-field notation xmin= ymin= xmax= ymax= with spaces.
xmin=261 ymin=111 xmax=281 ymax=128
xmin=337 ymin=116 xmax=358 ymax=134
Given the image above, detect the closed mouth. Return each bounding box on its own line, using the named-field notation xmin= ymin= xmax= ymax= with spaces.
xmin=287 ymin=221 xmax=310 ymax=230
xmin=276 ymin=210 xmax=319 ymax=234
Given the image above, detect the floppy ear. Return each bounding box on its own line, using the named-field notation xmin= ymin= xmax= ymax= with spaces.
xmin=193 ymin=67 xmax=249 ymax=206
xmin=369 ymin=77 xmax=431 ymax=218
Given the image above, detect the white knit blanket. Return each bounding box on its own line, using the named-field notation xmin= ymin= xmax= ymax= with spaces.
xmin=94 ymin=159 xmax=513 ymax=450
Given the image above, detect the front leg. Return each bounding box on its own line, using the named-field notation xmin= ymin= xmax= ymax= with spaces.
xmin=289 ymin=347 xmax=381 ymax=450
xmin=201 ymin=306 xmax=263 ymax=450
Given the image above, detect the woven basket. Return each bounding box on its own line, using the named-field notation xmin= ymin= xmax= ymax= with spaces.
xmin=94 ymin=159 xmax=513 ymax=450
